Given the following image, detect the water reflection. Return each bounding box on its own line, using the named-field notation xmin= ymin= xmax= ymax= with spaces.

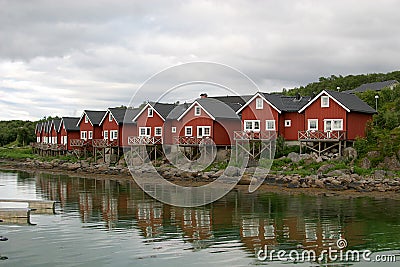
xmin=31 ymin=172 xmax=400 ymax=254
xmin=1 ymin=170 xmax=399 ymax=266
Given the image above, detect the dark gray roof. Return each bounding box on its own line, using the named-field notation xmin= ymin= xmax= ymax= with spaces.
xmin=210 ymin=95 xmax=252 ymax=112
xmin=107 ymin=108 xmax=127 ymax=124
xmin=196 ymin=98 xmax=240 ymax=120
xmin=149 ymin=102 xmax=177 ymax=119
xmin=344 ymin=80 xmax=399 ymax=94
xmin=52 ymin=119 xmax=61 ymax=132
xmin=326 ymin=90 xmax=376 ymax=114
xmin=43 ymin=121 xmax=51 ymax=133
xmin=35 ymin=122 xmax=42 ymax=133
xmin=83 ymin=110 xmax=107 ymax=125
xmin=123 ymin=108 xmax=141 ymax=123
xmin=166 ymin=103 xmax=191 ymax=120
xmin=60 ymin=117 xmax=80 ymax=131
xmin=261 ymin=93 xmax=311 ymax=112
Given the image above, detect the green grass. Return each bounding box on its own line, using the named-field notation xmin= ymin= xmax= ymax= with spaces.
xmin=0 ymin=147 xmax=37 ymax=159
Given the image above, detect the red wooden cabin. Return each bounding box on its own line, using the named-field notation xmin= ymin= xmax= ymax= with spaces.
xmin=172 ymin=97 xmax=241 ymax=146
xmin=130 ymin=102 xmax=176 ymax=145
xmin=298 ymin=90 xmax=376 ymax=141
xmin=49 ymin=119 xmax=61 ymax=144
xmin=76 ymin=110 xmax=107 ymax=143
xmin=59 ymin=117 xmax=80 ymax=151
xmin=35 ymin=122 xmax=43 ymax=143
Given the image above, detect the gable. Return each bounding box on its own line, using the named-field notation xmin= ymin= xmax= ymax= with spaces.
xmin=236 ymin=93 xmax=281 ymax=114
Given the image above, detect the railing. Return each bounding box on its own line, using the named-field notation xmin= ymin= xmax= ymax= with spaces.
xmin=298 ymin=130 xmax=346 ymax=141
xmin=92 ymin=139 xmax=119 ymax=147
xmin=173 ymin=136 xmax=214 ymax=145
xmin=234 ymin=131 xmax=277 ymax=141
xmin=70 ymin=139 xmax=86 ymax=147
xmin=127 ymin=136 xmax=163 ymax=145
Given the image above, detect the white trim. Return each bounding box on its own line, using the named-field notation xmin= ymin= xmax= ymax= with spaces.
xmin=139 ymin=127 xmax=151 ymax=137
xmin=185 ymin=126 xmax=193 ymax=137
xmin=243 ymin=120 xmax=260 ymax=132
xmin=236 ymin=92 xmax=282 ymax=114
xmin=197 ymin=126 xmax=211 ymax=138
xmin=77 ymin=111 xmax=94 ymax=127
xmin=110 ymin=130 xmax=118 ymax=140
xmin=256 ymin=97 xmax=263 ymax=109
xmin=298 ymin=90 xmax=350 ymax=113
xmin=284 ymin=120 xmax=291 ymax=127
xmin=84 ymin=115 xmax=88 ymax=123
xmin=88 ymin=131 xmax=93 ymax=140
xmin=104 ymin=130 xmax=109 ymax=140
xmin=177 ymin=101 xmax=216 ymax=121
xmin=265 ymin=120 xmax=276 ymax=130
xmin=80 ymin=131 xmax=87 ymax=140
xmin=154 ymin=127 xmax=162 ymax=136
xmin=321 ymin=96 xmax=330 ymax=107
xmin=109 ymin=113 xmax=113 ymax=122
xmin=307 ymin=119 xmax=318 ymax=131
xmin=171 ymin=126 xmax=177 ymax=133
xmin=147 ymin=107 xmax=154 ymax=117
xmin=194 ymin=106 xmax=201 ymax=116
xmin=132 ymin=103 xmax=166 ymax=122
xmin=323 ymin=119 xmax=343 ymax=131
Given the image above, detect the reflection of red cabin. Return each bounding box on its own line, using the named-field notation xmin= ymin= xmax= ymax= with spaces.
xmin=298 ymin=90 xmax=376 ymax=140
xmin=76 ymin=110 xmax=107 ymax=142
xmin=59 ymin=117 xmax=80 ymax=151
xmin=237 ymin=93 xmax=310 ymax=141
xmin=131 ymin=102 xmax=176 ymax=144
xmin=169 ymin=97 xmax=241 ymax=146
xmin=49 ymin=119 xmax=61 ymax=144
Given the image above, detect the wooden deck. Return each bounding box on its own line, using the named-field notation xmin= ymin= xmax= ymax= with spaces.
xmin=127 ymin=136 xmax=163 ymax=145
xmin=234 ymin=130 xmax=277 ymax=141
xmin=298 ymin=130 xmax=347 ymax=156
xmin=173 ymin=136 xmax=214 ymax=146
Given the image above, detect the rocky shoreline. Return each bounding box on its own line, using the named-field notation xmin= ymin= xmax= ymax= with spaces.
xmin=0 ymin=157 xmax=399 ymax=195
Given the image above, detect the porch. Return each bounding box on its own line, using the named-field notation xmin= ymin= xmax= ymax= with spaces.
xmin=233 ymin=131 xmax=277 ymax=164
xmin=298 ymin=130 xmax=347 ymax=156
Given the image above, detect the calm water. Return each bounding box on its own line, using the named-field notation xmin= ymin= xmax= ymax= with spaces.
xmin=0 ymin=170 xmax=399 ymax=266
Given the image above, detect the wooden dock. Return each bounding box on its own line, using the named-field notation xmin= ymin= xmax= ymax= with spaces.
xmin=0 ymin=208 xmax=32 ymax=224
xmin=0 ymin=199 xmax=56 ymax=214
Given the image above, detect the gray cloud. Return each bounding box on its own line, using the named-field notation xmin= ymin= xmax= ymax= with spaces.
xmin=0 ymin=0 xmax=400 ymax=120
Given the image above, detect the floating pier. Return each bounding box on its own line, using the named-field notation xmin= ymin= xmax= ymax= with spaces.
xmin=0 ymin=208 xmax=32 ymax=224
xmin=0 ymin=199 xmax=56 ymax=214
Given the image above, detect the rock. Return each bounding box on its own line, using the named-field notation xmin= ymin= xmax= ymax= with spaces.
xmin=96 ymin=164 xmax=109 ymax=171
xmin=316 ymin=156 xmax=323 ymax=163
xmin=80 ymin=160 xmax=90 ymax=168
xmin=326 ymin=169 xmax=346 ymax=177
xmin=213 ymin=169 xmax=224 ymax=177
xmin=65 ymin=162 xmax=81 ymax=171
xmin=374 ymin=170 xmax=386 ymax=180
xmin=360 ymin=157 xmax=371 ymax=169
xmin=41 ymin=162 xmax=53 ymax=169
xmin=224 ymin=166 xmax=241 ymax=177
xmin=118 ymin=157 xmax=126 ymax=166
xmin=384 ymin=155 xmax=400 ymax=171
xmin=287 ymin=152 xmax=301 ymax=163
xmin=331 ymin=148 xmax=338 ymax=153
xmin=315 ymin=179 xmax=324 ymax=188
xmin=367 ymin=151 xmax=380 ymax=159
xmin=343 ymin=147 xmax=357 ymax=160
xmin=216 ymin=149 xmax=230 ymax=162
xmin=317 ymin=164 xmax=334 ymax=175
xmin=287 ymin=180 xmax=300 ymax=188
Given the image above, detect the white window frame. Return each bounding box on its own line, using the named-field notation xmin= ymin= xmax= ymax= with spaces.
xmin=84 ymin=115 xmax=88 ymax=123
xmin=81 ymin=131 xmax=87 ymax=140
xmin=148 ymin=108 xmax=153 ymax=117
xmin=171 ymin=127 xmax=177 ymax=133
xmin=284 ymin=120 xmax=291 ymax=127
xmin=324 ymin=119 xmax=343 ymax=131
xmin=104 ymin=130 xmax=109 ymax=140
xmin=321 ymin=96 xmax=329 ymax=108
xmin=88 ymin=131 xmax=93 ymax=139
xmin=139 ymin=127 xmax=151 ymax=137
xmin=197 ymin=126 xmax=211 ymax=138
xmin=256 ymin=98 xmax=263 ymax=109
xmin=154 ymin=127 xmax=162 ymax=136
xmin=244 ymin=120 xmax=260 ymax=132
xmin=185 ymin=126 xmax=192 ymax=137
xmin=265 ymin=120 xmax=276 ymax=131
xmin=63 ymin=136 xmax=67 ymax=145
xmin=307 ymin=119 xmax=318 ymax=131
xmin=194 ymin=106 xmax=201 ymax=116
xmin=109 ymin=113 xmax=113 ymax=122
xmin=110 ymin=130 xmax=118 ymax=140
xmin=37 ymin=137 xmax=40 ymax=143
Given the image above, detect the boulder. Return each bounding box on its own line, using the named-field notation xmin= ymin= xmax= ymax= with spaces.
xmin=317 ymin=164 xmax=334 ymax=175
xmin=374 ymin=170 xmax=386 ymax=180
xmin=343 ymin=147 xmax=357 ymax=160
xmin=224 ymin=166 xmax=241 ymax=177
xmin=384 ymin=155 xmax=400 ymax=171
xmin=64 ymin=162 xmax=81 ymax=171
xmin=316 ymin=156 xmax=324 ymax=163
xmin=216 ymin=149 xmax=230 ymax=162
xmin=287 ymin=152 xmax=301 ymax=163
xmin=360 ymin=157 xmax=371 ymax=169
xmin=326 ymin=169 xmax=346 ymax=177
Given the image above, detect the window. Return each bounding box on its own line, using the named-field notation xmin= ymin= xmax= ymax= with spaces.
xmin=171 ymin=127 xmax=176 ymax=133
xmin=308 ymin=119 xmax=318 ymax=131
xmin=88 ymin=131 xmax=93 ymax=139
xmin=285 ymin=120 xmax=291 ymax=127
xmin=195 ymin=106 xmax=201 ymax=116
xmin=104 ymin=130 xmax=109 ymax=140
xmin=139 ymin=127 xmax=151 ymax=137
xmin=81 ymin=131 xmax=87 ymax=140
xmin=256 ymin=98 xmax=263 ymax=109
xmin=324 ymin=119 xmax=343 ymax=131
xmin=244 ymin=120 xmax=260 ymax=131
xmin=185 ymin=126 xmax=192 ymax=136
xmin=37 ymin=137 xmax=40 ymax=142
xmin=197 ymin=126 xmax=211 ymax=138
xmin=63 ymin=136 xmax=67 ymax=145
xmin=154 ymin=127 xmax=162 ymax=136
xmin=148 ymin=108 xmax=153 ymax=117
xmin=321 ymin=96 xmax=329 ymax=107
xmin=84 ymin=115 xmax=88 ymax=123
xmin=266 ymin=120 xmax=276 ymax=130
xmin=109 ymin=113 xmax=113 ymax=122
xmin=110 ymin=130 xmax=118 ymax=140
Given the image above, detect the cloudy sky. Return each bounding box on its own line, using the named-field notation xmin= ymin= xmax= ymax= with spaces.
xmin=1 ymin=0 xmax=400 ymax=120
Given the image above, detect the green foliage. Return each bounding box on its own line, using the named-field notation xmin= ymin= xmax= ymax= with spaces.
xmin=0 ymin=147 xmax=37 ymax=159
xmin=0 ymin=120 xmax=36 ymax=147
xmin=274 ymin=136 xmax=300 ymax=158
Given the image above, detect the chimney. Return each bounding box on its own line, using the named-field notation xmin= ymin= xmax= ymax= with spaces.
xmin=200 ymin=93 xmax=208 ymax=98
xmin=295 ymin=93 xmax=301 ymax=100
